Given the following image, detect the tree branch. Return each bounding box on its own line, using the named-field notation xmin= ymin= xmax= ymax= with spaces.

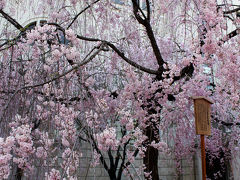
xmin=47 ymin=23 xmax=160 ymax=75
xmin=223 ymin=7 xmax=240 ymax=14
xmin=117 ymin=140 xmax=129 ymax=180
xmin=213 ymin=116 xmax=240 ymax=127
xmin=88 ymin=133 xmax=109 ymax=171
xmin=0 ymin=9 xmax=23 ymax=30
xmin=67 ymin=0 xmax=101 ymax=29
xmin=146 ymin=0 xmax=151 ymax=21
xmin=132 ymin=0 xmax=165 ymax=73
xmin=108 ymin=149 xmax=115 ymax=172
xmin=132 ymin=0 xmax=148 ymax=25
xmin=219 ymin=28 xmax=239 ymax=44
xmin=172 ymin=63 xmax=194 ymax=82
xmin=105 ymin=41 xmax=159 ymax=75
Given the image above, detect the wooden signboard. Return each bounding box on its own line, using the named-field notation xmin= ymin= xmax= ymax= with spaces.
xmin=192 ymin=96 xmax=213 ymax=180
xmin=192 ymin=96 xmax=213 ymax=136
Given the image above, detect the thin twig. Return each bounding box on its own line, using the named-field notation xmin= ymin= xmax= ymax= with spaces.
xmin=67 ymin=0 xmax=101 ymax=29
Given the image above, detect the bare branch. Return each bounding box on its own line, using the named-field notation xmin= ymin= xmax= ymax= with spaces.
xmin=105 ymin=41 xmax=159 ymax=75
xmin=131 ymin=0 xmax=165 ymax=73
xmin=146 ymin=0 xmax=151 ymax=20
xmin=0 ymin=9 xmax=23 ymax=30
xmin=67 ymin=0 xmax=101 ymax=29
xmin=223 ymin=7 xmax=240 ymax=14
xmin=132 ymin=0 xmax=147 ymax=25
xmin=219 ymin=28 xmax=239 ymax=45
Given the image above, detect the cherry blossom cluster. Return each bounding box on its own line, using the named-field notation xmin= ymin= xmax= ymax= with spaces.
xmin=54 ymin=105 xmax=78 ymax=147
xmin=61 ymin=148 xmax=80 ymax=179
xmin=0 ymin=136 xmax=15 ymax=179
xmin=95 ymin=127 xmax=119 ymax=151
xmin=91 ymin=150 xmax=101 ymax=167
xmin=11 ymin=124 xmax=35 ymax=172
xmin=45 ymin=168 xmax=61 ymax=180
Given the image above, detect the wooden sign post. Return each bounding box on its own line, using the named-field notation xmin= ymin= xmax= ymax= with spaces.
xmin=192 ymin=96 xmax=213 ymax=180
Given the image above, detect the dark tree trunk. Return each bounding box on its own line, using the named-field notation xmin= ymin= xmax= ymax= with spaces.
xmin=143 ymin=145 xmax=159 ymax=180
xmin=143 ymin=126 xmax=159 ymax=180
xmin=108 ymin=170 xmax=117 ymax=180
xmin=15 ymin=167 xmax=23 ymax=180
xmin=206 ymin=150 xmax=228 ymax=180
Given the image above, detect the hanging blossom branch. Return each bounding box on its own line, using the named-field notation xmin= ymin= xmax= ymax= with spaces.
xmin=0 ymin=8 xmax=235 ymax=81
xmin=61 ymin=124 xmax=87 ymax=178
xmin=1 ymin=6 xmax=238 ymax=84
xmin=73 ymin=85 xmax=112 ymax=175
xmin=0 ymin=43 xmax=104 ymax=123
xmin=73 ymin=77 xmax=140 ymax=180
xmin=49 ymin=24 xmax=159 ymax=75
xmin=46 ymin=22 xmax=159 ymax=75
xmin=46 ymin=13 xmax=239 ymax=99
xmin=173 ymin=22 xmax=239 ymax=84
xmin=80 ymin=125 xmax=110 ymax=173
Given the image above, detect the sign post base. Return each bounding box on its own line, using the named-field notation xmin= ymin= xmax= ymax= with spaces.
xmin=201 ymin=135 xmax=206 ymax=180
